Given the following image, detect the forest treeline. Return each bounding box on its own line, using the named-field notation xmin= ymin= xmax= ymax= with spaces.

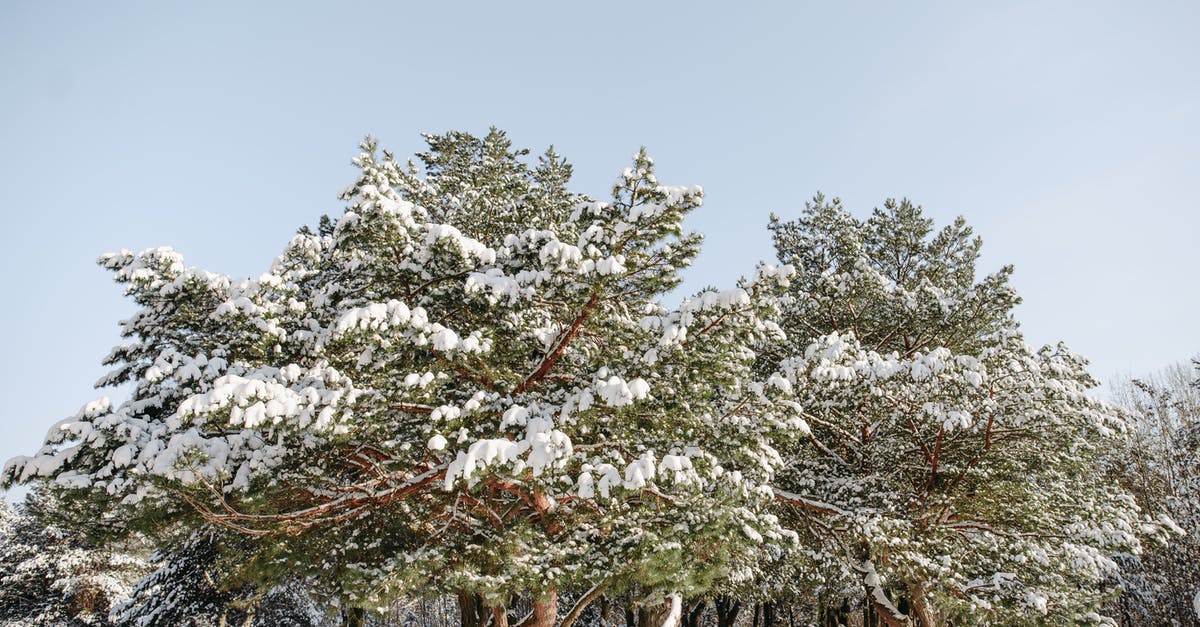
xmin=1 ymin=130 xmax=1196 ymax=626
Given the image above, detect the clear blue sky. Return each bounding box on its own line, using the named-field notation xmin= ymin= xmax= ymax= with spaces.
xmin=3 ymin=1 xmax=1198 ymax=501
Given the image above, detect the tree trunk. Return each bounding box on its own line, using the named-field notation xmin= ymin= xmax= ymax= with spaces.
xmin=684 ymin=599 xmax=706 ymax=627
xmin=762 ymin=602 xmax=776 ymax=627
xmin=715 ymin=596 xmax=741 ymax=627
xmin=524 ymin=490 xmax=560 ymax=627
xmin=492 ymin=604 xmax=511 ymax=627
xmin=343 ymin=606 xmax=365 ymax=627
xmin=907 ymin=586 xmax=935 ymax=627
xmin=818 ymin=600 xmax=847 ymax=627
xmin=867 ymin=597 xmax=907 ymax=627
xmin=639 ymin=593 xmax=681 ymax=627
xmin=519 ymin=588 xmax=557 ymax=627
xmin=459 ymin=592 xmax=487 ymax=627
xmin=864 ymin=603 xmax=877 ymax=627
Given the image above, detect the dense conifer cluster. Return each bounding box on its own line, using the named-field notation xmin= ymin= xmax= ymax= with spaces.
xmin=1 ymin=130 xmax=1190 ymax=626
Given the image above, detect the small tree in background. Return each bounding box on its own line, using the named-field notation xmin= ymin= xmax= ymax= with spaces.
xmin=763 ymin=196 xmax=1174 ymax=625
xmin=0 ymin=488 xmax=148 ymax=626
xmin=112 ymin=527 xmax=327 ymax=627
xmin=1104 ymin=361 xmax=1198 ymax=626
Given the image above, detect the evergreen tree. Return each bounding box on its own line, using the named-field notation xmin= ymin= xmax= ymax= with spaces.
xmin=1104 ymin=361 xmax=1198 ymax=626
xmin=0 ymin=489 xmax=148 ymax=626
xmin=112 ymin=527 xmax=326 ymax=627
xmin=763 ymin=196 xmax=1173 ymax=625
xmin=394 ymin=128 xmax=575 ymax=243
xmin=4 ymin=131 xmax=800 ymax=626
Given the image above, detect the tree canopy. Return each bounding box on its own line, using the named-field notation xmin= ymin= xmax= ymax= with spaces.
xmin=1 ymin=131 xmax=1182 ymax=627
xmin=4 ymin=130 xmax=800 ymax=626
xmin=763 ymin=196 xmax=1173 ymax=625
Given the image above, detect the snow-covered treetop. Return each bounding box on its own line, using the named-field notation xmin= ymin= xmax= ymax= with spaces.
xmin=3 ymin=130 xmax=802 ymax=604
xmin=767 ymin=195 xmax=1020 ymax=359
xmin=765 ymin=196 xmax=1174 ymax=625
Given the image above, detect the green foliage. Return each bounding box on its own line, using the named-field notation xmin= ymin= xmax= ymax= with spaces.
xmin=113 ymin=527 xmax=326 ymax=627
xmin=2 ymin=134 xmax=1174 ymax=626
xmin=0 ymin=489 xmax=148 ymax=626
xmin=765 ymin=195 xmax=1170 ymax=625
xmin=4 ymin=130 xmax=799 ymax=619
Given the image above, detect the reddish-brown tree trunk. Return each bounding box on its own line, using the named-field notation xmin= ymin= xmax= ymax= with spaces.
xmin=537 ymin=590 xmax=559 ymax=627
xmin=491 ymin=605 xmax=510 ymax=627
xmin=523 ymin=589 xmax=557 ymax=627
xmin=458 ymin=592 xmax=486 ymax=627
xmin=908 ymin=586 xmax=936 ymax=627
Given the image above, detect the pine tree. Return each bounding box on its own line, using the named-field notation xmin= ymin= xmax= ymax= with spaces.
xmin=763 ymin=196 xmax=1173 ymax=625
xmin=4 ymin=130 xmax=800 ymax=626
xmin=0 ymin=489 xmax=148 ymax=626
xmin=112 ymin=527 xmax=327 ymax=627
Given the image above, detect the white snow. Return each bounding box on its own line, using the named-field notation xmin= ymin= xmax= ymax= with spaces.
xmin=623 ymin=453 xmax=657 ymax=490
xmin=660 ymin=593 xmax=682 ymax=627
xmin=596 ymin=375 xmax=649 ymax=407
xmin=863 ymin=561 xmax=907 ymax=621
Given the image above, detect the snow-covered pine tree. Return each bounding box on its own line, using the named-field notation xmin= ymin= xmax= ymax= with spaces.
xmin=395 ymin=128 xmax=574 ymax=243
xmin=763 ymin=196 xmax=1174 ymax=625
xmin=112 ymin=526 xmax=327 ymax=627
xmin=1104 ymin=361 xmax=1199 ymax=626
xmin=3 ymin=130 xmax=801 ymax=626
xmin=112 ymin=529 xmax=237 ymax=627
xmin=0 ymin=488 xmax=148 ymax=626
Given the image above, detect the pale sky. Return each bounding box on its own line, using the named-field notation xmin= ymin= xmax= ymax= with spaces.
xmin=2 ymin=1 xmax=1198 ymax=501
